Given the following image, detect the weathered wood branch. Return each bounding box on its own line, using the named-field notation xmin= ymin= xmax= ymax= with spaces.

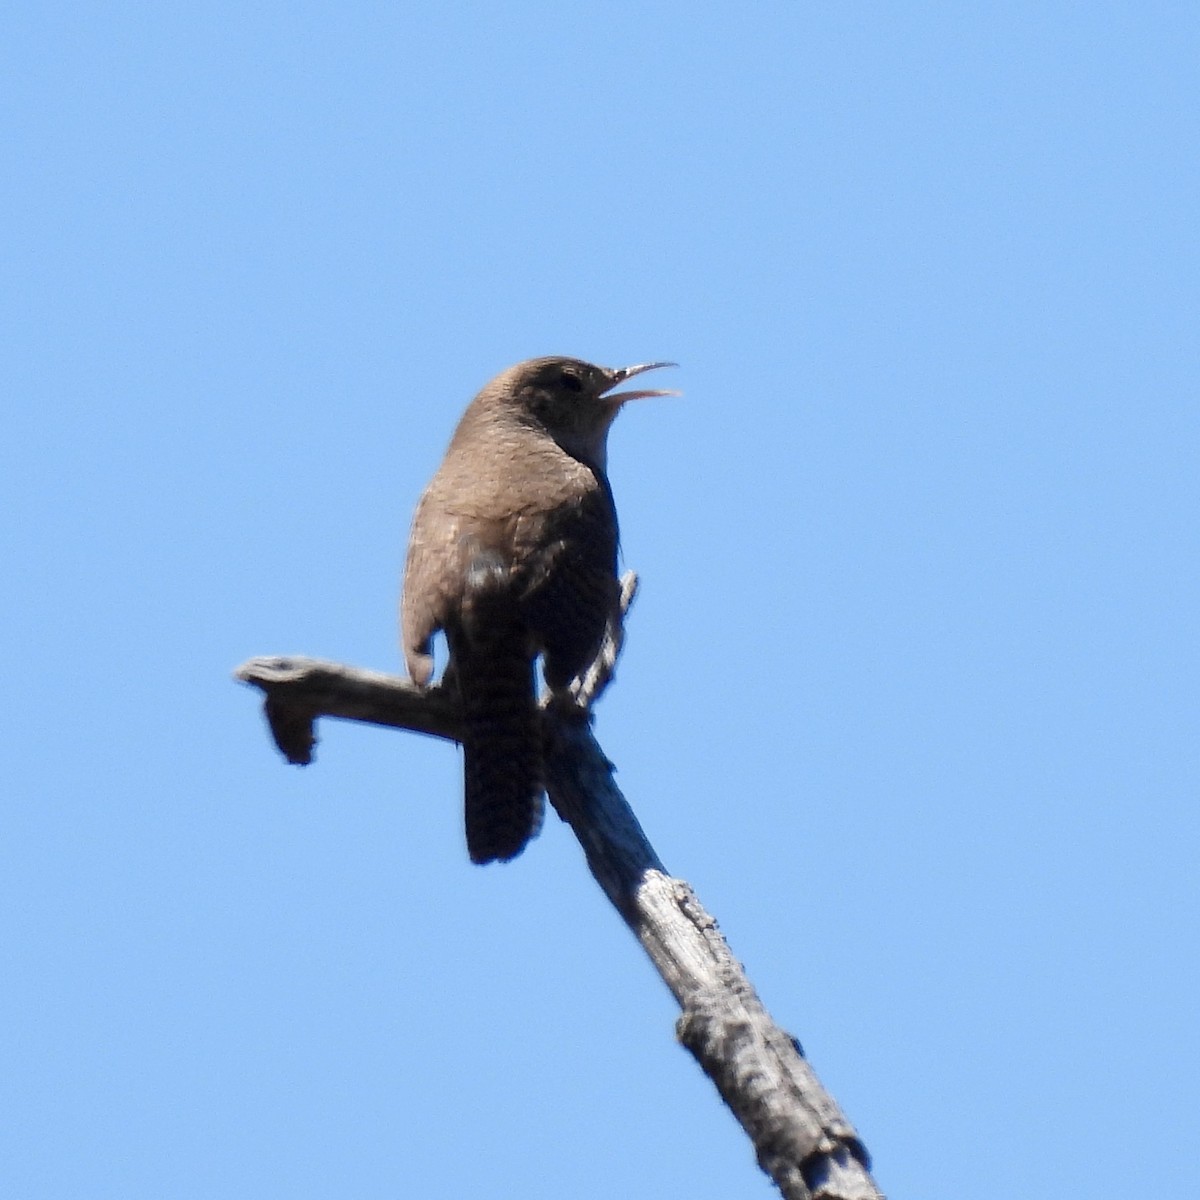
xmin=233 ymin=652 xmax=882 ymax=1200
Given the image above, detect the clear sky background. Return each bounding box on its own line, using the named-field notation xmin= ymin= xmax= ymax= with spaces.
xmin=3 ymin=4 xmax=1197 ymax=1197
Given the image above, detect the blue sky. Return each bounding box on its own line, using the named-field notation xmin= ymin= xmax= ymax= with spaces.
xmin=3 ymin=3 xmax=1197 ymax=1196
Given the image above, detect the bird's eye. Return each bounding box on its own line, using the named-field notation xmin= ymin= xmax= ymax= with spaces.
xmin=559 ymin=370 xmax=583 ymax=393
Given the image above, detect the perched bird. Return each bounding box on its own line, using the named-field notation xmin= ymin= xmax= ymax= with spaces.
xmin=401 ymin=356 xmax=676 ymax=863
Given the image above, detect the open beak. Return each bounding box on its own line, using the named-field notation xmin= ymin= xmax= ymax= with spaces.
xmin=602 ymin=361 xmax=681 ymax=403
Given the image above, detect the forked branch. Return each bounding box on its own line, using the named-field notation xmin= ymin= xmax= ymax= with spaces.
xmin=233 ymin=578 xmax=881 ymax=1200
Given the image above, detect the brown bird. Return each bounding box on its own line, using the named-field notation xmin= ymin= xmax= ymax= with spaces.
xmin=401 ymin=356 xmax=677 ymax=864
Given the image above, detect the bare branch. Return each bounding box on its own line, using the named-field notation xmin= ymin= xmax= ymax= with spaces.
xmin=233 ymin=655 xmax=882 ymax=1200
xmin=235 ymin=656 xmax=460 ymax=759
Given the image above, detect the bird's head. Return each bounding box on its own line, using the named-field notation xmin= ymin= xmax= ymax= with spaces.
xmin=493 ymin=356 xmax=679 ymax=469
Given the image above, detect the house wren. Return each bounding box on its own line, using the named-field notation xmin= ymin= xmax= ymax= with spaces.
xmin=401 ymin=356 xmax=676 ymax=864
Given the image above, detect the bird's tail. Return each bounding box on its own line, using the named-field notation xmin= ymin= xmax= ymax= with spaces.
xmin=452 ymin=555 xmax=544 ymax=864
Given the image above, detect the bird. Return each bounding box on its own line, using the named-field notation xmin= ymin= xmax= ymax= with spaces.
xmin=400 ymin=356 xmax=677 ymax=864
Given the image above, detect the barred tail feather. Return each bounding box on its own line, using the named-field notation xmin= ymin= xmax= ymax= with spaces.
xmin=460 ymin=649 xmax=543 ymax=863
xmin=454 ymin=554 xmax=543 ymax=864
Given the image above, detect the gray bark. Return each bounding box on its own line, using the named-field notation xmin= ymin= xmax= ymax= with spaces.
xmin=233 ymin=648 xmax=883 ymax=1200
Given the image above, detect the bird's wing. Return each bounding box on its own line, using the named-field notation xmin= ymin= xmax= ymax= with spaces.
xmin=400 ymin=494 xmax=462 ymax=686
